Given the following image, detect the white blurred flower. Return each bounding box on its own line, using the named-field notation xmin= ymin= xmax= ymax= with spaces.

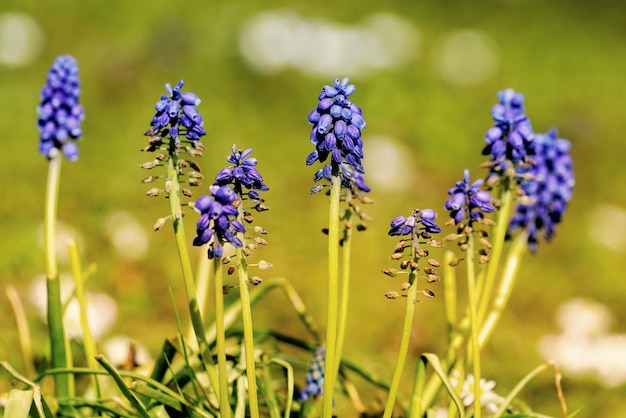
xmin=105 ymin=211 xmax=149 ymax=261
xmin=556 ymin=298 xmax=613 ymax=338
xmin=450 ymin=371 xmax=504 ymax=414
xmin=28 ymin=275 xmax=117 ymax=341
xmin=0 ymin=13 xmax=43 ymax=68
xmin=539 ymin=297 xmax=626 ymax=387
xmin=37 ymin=220 xmax=84 ymax=264
xmin=103 ymin=336 xmax=152 ymax=369
xmin=588 ymin=203 xmax=626 ymax=253
xmin=432 ymin=29 xmax=499 ymax=85
xmin=239 ymin=10 xmax=420 ymax=77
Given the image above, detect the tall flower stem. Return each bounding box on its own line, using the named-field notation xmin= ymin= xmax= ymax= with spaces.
xmin=335 ymin=205 xmax=354 ymax=373
xmin=477 ymin=181 xmax=513 ymax=325
xmin=44 ymin=152 xmax=71 ymax=398
xmin=236 ymin=247 xmax=260 ymax=418
xmin=165 ymin=155 xmax=220 ymax=393
xmin=322 ymin=174 xmax=342 ymax=417
xmin=213 ymin=257 xmax=232 ymax=418
xmin=382 ymin=254 xmax=419 ymax=418
xmin=465 ymin=233 xmax=482 ymax=418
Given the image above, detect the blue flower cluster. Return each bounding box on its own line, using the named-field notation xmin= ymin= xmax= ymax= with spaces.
xmin=37 ymin=55 xmax=85 ymax=161
xmin=482 ymin=88 xmax=535 ymax=182
xmin=445 ymin=169 xmax=495 ymax=225
xmin=149 ymin=80 xmax=205 ymax=144
xmin=215 ymin=145 xmax=269 ymax=200
xmin=299 ymin=345 xmax=325 ymax=401
xmin=306 ymin=77 xmax=367 ymax=188
xmin=388 ymin=209 xmax=442 ymax=237
xmin=508 ymin=128 xmax=575 ymax=252
xmin=193 ymin=185 xmax=246 ymax=259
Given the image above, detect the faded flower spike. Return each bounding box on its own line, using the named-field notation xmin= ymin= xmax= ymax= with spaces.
xmin=148 ymin=80 xmax=206 ymax=146
xmin=445 ymin=169 xmax=495 ymax=225
xmin=215 ymin=145 xmax=269 ymax=199
xmin=193 ymin=184 xmax=246 ymax=259
xmin=389 ymin=209 xmax=442 ymax=237
xmin=508 ymin=128 xmax=575 ymax=252
xmin=482 ymin=88 xmax=535 ymax=183
xmin=37 ymin=55 xmax=85 ymax=161
xmin=299 ymin=345 xmax=326 ymax=401
xmin=306 ymin=77 xmax=367 ymax=187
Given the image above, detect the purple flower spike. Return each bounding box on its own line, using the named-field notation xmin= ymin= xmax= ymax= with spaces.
xmin=445 ymin=169 xmax=495 ymax=225
xmin=214 ymin=145 xmax=269 ymax=198
xmin=307 ymin=77 xmax=370 ymax=194
xmin=388 ymin=209 xmax=442 ymax=237
xmin=193 ymin=184 xmax=245 ymax=259
xmin=148 ymin=80 xmax=205 ymax=145
xmin=37 ymin=55 xmax=85 ymax=161
xmin=508 ymin=128 xmax=575 ymax=252
xmin=482 ymin=88 xmax=535 ymax=183
xmin=299 ymin=346 xmax=326 ymax=401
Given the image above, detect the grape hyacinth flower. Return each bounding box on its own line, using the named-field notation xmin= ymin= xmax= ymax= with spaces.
xmin=299 ymin=345 xmax=326 ymax=401
xmin=192 ymin=185 xmax=245 ymax=259
xmin=389 ymin=209 xmax=442 ymax=237
xmin=306 ymin=77 xmax=367 ymax=191
xmin=215 ymin=145 xmax=269 ymax=200
xmin=147 ymin=80 xmax=206 ymax=147
xmin=445 ymin=169 xmax=495 ymax=225
xmin=37 ymin=55 xmax=85 ymax=161
xmin=508 ymin=128 xmax=575 ymax=252
xmin=482 ymin=88 xmax=535 ymax=184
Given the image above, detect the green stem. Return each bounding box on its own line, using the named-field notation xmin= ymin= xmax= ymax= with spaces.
xmin=442 ymin=251 xmax=458 ymax=336
xmin=477 ymin=183 xmax=514 ymax=325
xmin=213 ymin=257 xmax=232 ymax=418
xmin=44 ymin=152 xmax=71 ymax=398
xmin=465 ymin=233 xmax=481 ymax=418
xmin=382 ymin=265 xmax=419 ymax=418
xmin=5 ymin=286 xmax=35 ymax=378
xmin=322 ymin=174 xmax=341 ymax=417
xmin=236 ymin=248 xmax=260 ymax=418
xmin=165 ymin=155 xmax=219 ymax=392
xmin=67 ymin=238 xmax=101 ymax=398
xmin=479 ymin=232 xmax=527 ymax=347
xmin=335 ymin=206 xmax=353 ymax=373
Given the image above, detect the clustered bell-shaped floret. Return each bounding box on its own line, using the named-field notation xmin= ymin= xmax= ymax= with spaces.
xmin=298 ymin=345 xmax=326 ymax=401
xmin=193 ymin=184 xmax=246 ymax=259
xmin=388 ymin=209 xmax=442 ymax=237
xmin=445 ymin=169 xmax=495 ymax=224
xmin=149 ymin=80 xmax=206 ymax=144
xmin=37 ymin=55 xmax=85 ymax=161
xmin=214 ymin=145 xmax=269 ymax=199
xmin=508 ymin=128 xmax=575 ymax=252
xmin=306 ymin=77 xmax=367 ymax=186
xmin=482 ymin=88 xmax=535 ymax=183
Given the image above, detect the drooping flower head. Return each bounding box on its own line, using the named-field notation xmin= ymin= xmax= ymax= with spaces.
xmin=215 ymin=145 xmax=269 ymax=200
xmin=192 ymin=184 xmax=245 ymax=259
xmin=306 ymin=77 xmax=367 ymax=191
xmin=37 ymin=55 xmax=85 ymax=161
xmin=445 ymin=169 xmax=495 ymax=225
xmin=299 ymin=345 xmax=326 ymax=401
xmin=507 ymin=128 xmax=575 ymax=252
xmin=148 ymin=80 xmax=206 ymax=147
xmin=389 ymin=209 xmax=442 ymax=237
xmin=482 ymin=88 xmax=535 ymax=184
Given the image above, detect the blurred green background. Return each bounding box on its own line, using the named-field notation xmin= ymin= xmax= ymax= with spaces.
xmin=1 ymin=0 xmax=625 ymax=415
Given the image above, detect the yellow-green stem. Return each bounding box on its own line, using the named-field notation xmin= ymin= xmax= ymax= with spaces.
xmin=477 ymin=184 xmax=514 ymax=325
xmin=382 ymin=266 xmax=419 ymax=418
xmin=335 ymin=207 xmax=353 ymax=373
xmin=67 ymin=238 xmax=101 ymax=397
xmin=5 ymin=286 xmax=35 ymax=378
xmin=44 ymin=152 xmax=71 ymax=398
xmin=236 ymin=248 xmax=260 ymax=418
xmin=165 ymin=156 xmax=219 ymax=392
xmin=466 ymin=233 xmax=482 ymax=418
xmin=322 ymin=175 xmax=341 ymax=417
xmin=213 ymin=258 xmax=232 ymax=418
xmin=479 ymin=232 xmax=527 ymax=347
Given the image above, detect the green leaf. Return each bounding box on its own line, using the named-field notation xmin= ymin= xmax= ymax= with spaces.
xmin=4 ymin=389 xmax=34 ymax=418
xmin=421 ymin=353 xmax=465 ymax=418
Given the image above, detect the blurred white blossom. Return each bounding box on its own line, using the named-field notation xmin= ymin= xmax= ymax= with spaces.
xmin=105 ymin=211 xmax=149 ymax=261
